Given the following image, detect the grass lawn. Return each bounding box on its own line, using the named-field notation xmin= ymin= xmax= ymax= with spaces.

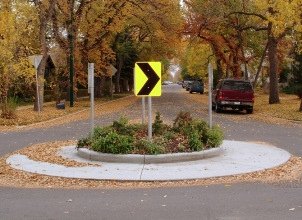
xmin=185 ymin=89 xmax=302 ymax=123
xmin=253 ymin=92 xmax=302 ymax=122
xmin=0 ymin=94 xmax=132 ymax=126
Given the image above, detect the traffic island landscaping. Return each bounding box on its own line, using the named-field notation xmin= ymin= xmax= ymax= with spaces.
xmin=0 ymin=111 xmax=301 ymax=188
xmin=76 ymin=112 xmax=224 ymax=156
xmin=1 ymin=140 xmax=302 ymax=189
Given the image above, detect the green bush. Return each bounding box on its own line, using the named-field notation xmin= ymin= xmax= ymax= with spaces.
xmin=188 ymin=131 xmax=204 ymax=151
xmin=78 ymin=111 xmax=225 ymax=154
xmin=173 ymin=111 xmax=193 ymax=132
xmin=112 ymin=116 xmax=136 ymax=136
xmin=92 ymin=131 xmax=134 ymax=154
xmin=283 ymin=84 xmax=302 ymax=98
xmin=76 ymin=137 xmax=91 ymax=149
xmin=177 ymin=143 xmax=186 ymax=152
xmin=163 ymin=130 xmax=176 ymax=141
xmin=1 ymin=97 xmax=18 ymax=119
xmin=92 ymin=126 xmax=113 ymax=140
xmin=207 ymin=126 xmax=224 ymax=148
xmin=191 ymin=120 xmax=210 ymax=144
xmin=135 ymin=138 xmax=165 ymax=155
xmin=153 ymin=112 xmax=165 ymax=135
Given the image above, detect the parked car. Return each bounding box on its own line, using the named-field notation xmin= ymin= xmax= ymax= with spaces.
xmin=212 ymin=79 xmax=254 ymax=114
xmin=182 ymin=80 xmax=193 ymax=89
xmin=189 ymin=80 xmax=204 ymax=94
xmin=162 ymin=81 xmax=173 ymax=85
xmin=185 ymin=81 xmax=193 ymax=91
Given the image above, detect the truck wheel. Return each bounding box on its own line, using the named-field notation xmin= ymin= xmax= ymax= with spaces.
xmin=246 ymin=108 xmax=253 ymax=114
xmin=215 ymin=104 xmax=222 ymax=113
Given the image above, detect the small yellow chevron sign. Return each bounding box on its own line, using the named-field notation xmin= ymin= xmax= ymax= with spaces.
xmin=134 ymin=62 xmax=161 ymax=96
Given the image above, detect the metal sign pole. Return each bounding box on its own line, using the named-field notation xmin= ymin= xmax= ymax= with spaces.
xmin=148 ymin=96 xmax=152 ymax=141
xmin=208 ymin=63 xmax=213 ymax=129
xmin=88 ymin=63 xmax=95 ymax=136
xmin=142 ymin=97 xmax=146 ymax=124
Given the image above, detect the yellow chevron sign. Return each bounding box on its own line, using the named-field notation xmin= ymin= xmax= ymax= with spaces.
xmin=134 ymin=62 xmax=161 ymax=96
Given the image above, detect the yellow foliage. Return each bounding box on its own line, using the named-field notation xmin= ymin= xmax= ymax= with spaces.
xmin=0 ymin=2 xmax=36 ymax=101
xmin=181 ymin=41 xmax=213 ymax=78
xmin=254 ymin=0 xmax=302 ymax=36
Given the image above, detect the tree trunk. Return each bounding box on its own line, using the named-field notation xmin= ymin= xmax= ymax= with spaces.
xmin=115 ymin=56 xmax=124 ymax=93
xmin=267 ymin=37 xmax=280 ymax=104
xmin=216 ymin=58 xmax=224 ymax=81
xmin=233 ymin=47 xmax=242 ymax=78
xmin=253 ymin=42 xmax=268 ymax=88
xmin=0 ymin=88 xmax=8 ymax=118
xmin=94 ymin=77 xmax=102 ymax=98
xmin=34 ymin=0 xmax=56 ymax=111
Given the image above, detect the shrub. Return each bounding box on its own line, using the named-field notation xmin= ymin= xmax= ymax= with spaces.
xmin=112 ymin=116 xmax=135 ymax=136
xmin=283 ymin=84 xmax=302 ymax=98
xmin=191 ymin=120 xmax=210 ymax=144
xmin=76 ymin=137 xmax=91 ymax=149
xmin=207 ymin=126 xmax=224 ymax=148
xmin=163 ymin=130 xmax=176 ymax=141
xmin=173 ymin=111 xmax=193 ymax=132
xmin=92 ymin=126 xmax=113 ymax=140
xmin=1 ymin=97 xmax=18 ymax=119
xmin=135 ymin=138 xmax=166 ymax=155
xmin=188 ymin=131 xmax=204 ymax=151
xmin=92 ymin=131 xmax=134 ymax=154
xmin=153 ymin=112 xmax=165 ymax=135
xmin=177 ymin=143 xmax=186 ymax=152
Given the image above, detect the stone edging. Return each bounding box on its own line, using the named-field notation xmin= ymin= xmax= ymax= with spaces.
xmin=77 ymin=147 xmax=223 ymax=164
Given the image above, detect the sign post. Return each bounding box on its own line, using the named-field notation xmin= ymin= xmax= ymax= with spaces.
xmin=109 ymin=65 xmax=117 ymax=98
xmin=147 ymin=96 xmax=152 ymax=140
xmin=134 ymin=62 xmax=161 ymax=141
xmin=29 ymin=55 xmax=43 ymax=113
xmin=88 ymin=63 xmax=95 ymax=136
xmin=208 ymin=63 xmax=213 ymax=129
xmin=142 ymin=97 xmax=146 ymax=124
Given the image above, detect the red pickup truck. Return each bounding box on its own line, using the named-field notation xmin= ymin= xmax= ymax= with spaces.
xmin=212 ymin=79 xmax=254 ymax=114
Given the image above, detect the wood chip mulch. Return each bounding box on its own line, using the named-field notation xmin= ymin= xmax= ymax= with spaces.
xmin=0 ymin=141 xmax=302 ymax=190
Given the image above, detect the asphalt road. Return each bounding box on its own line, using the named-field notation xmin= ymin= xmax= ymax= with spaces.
xmin=1 ymin=84 xmax=302 ymax=220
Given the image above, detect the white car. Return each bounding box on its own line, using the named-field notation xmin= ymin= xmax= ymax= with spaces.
xmin=162 ymin=81 xmax=173 ymax=85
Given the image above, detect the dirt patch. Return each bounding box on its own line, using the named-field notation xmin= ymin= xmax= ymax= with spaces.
xmin=0 ymin=141 xmax=302 ymax=189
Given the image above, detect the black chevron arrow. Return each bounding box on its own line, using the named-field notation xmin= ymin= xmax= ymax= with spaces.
xmin=137 ymin=63 xmax=160 ymax=95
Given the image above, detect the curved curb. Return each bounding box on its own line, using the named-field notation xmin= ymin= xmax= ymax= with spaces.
xmin=6 ymin=141 xmax=292 ymax=181
xmin=77 ymin=147 xmax=223 ymax=164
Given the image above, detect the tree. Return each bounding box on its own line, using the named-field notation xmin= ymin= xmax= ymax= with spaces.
xmin=31 ymin=0 xmax=56 ymax=111
xmin=180 ymin=40 xmax=213 ymax=79
xmin=0 ymin=0 xmax=36 ymax=118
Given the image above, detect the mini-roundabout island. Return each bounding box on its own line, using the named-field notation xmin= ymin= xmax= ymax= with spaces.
xmin=4 ymin=111 xmax=297 ymax=188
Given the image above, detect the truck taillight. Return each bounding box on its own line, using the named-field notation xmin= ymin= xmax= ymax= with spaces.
xmin=218 ymin=91 xmax=223 ymax=100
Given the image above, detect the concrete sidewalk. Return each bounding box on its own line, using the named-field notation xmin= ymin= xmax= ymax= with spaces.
xmin=6 ymin=140 xmax=291 ymax=181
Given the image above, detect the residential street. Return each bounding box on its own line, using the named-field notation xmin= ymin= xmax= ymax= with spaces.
xmin=1 ymin=84 xmax=302 ymax=220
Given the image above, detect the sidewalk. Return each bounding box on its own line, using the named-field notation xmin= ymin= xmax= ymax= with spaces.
xmin=6 ymin=140 xmax=291 ymax=181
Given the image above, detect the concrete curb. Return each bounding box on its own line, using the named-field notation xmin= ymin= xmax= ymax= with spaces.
xmin=77 ymin=147 xmax=223 ymax=164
